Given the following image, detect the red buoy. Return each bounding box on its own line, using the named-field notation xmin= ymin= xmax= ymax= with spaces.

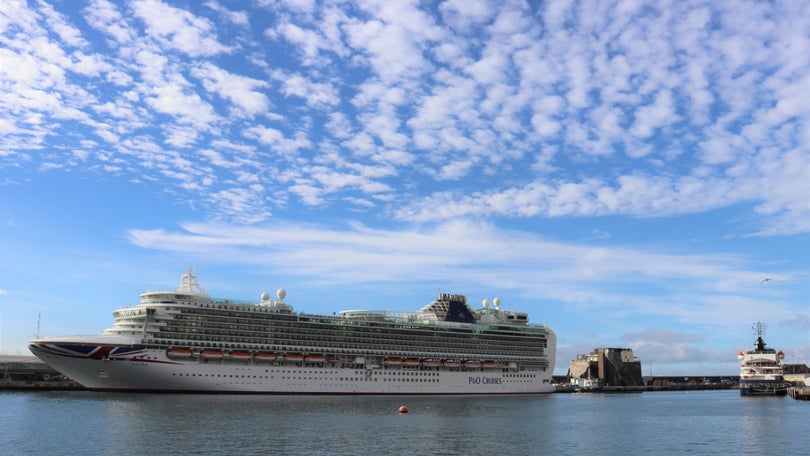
xmin=398 ymin=405 xmax=408 ymax=414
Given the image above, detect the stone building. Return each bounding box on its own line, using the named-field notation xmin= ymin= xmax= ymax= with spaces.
xmin=568 ymin=347 xmax=643 ymax=387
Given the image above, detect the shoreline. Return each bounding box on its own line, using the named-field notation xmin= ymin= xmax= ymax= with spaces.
xmin=1 ymin=381 xmax=739 ymax=393
xmin=1 ymin=380 xmax=86 ymax=391
xmin=554 ymin=384 xmax=739 ymax=393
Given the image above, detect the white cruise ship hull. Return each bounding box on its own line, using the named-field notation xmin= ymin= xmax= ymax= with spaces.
xmin=29 ymin=343 xmax=554 ymax=394
xmin=29 ymin=271 xmax=556 ymax=395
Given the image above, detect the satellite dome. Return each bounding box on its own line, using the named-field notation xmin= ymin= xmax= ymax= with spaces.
xmin=493 ymin=297 xmax=501 ymax=309
xmin=277 ymin=288 xmax=287 ymax=301
xmin=261 ymin=291 xmax=270 ymax=301
xmin=482 ymin=298 xmax=490 ymax=308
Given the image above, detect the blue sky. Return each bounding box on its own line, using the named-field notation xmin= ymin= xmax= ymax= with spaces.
xmin=1 ymin=0 xmax=808 ymax=376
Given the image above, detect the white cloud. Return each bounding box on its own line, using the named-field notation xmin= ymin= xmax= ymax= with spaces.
xmin=193 ymin=63 xmax=270 ymax=115
xmin=439 ymin=0 xmax=494 ymax=31
xmin=244 ymin=126 xmax=311 ymax=156
xmin=273 ymin=70 xmax=339 ymax=108
xmin=133 ymin=0 xmax=232 ymax=57
xmin=84 ymin=0 xmax=137 ymax=44
xmin=1 ymin=0 xmax=808 ymax=237
xmin=630 ymin=90 xmax=678 ymax=140
xmin=143 ymin=78 xmax=217 ymax=128
xmin=204 ymin=1 xmax=249 ymax=26
xmin=37 ymin=0 xmax=88 ymax=47
xmin=123 ymin=220 xmax=800 ymax=333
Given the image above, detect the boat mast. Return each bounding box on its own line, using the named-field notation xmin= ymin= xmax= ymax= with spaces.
xmin=752 ymin=322 xmax=767 ymax=351
xmin=179 ymin=268 xmax=205 ymax=293
xmin=34 ymin=312 xmax=41 ymax=339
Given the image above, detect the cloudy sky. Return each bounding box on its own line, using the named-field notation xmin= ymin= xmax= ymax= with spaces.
xmin=1 ymin=0 xmax=808 ymax=376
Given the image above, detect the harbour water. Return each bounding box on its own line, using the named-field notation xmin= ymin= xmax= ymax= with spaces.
xmin=2 ymin=390 xmax=808 ymax=455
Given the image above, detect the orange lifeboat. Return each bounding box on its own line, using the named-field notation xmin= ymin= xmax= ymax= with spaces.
xmin=403 ymin=358 xmax=420 ymax=367
xmin=443 ymin=359 xmax=461 ymax=368
xmin=254 ymin=352 xmax=277 ymax=362
xmin=464 ymin=360 xmax=481 ymax=368
xmin=305 ymin=354 xmax=325 ymax=363
xmin=422 ymin=358 xmax=441 ymax=367
xmin=384 ymin=357 xmax=403 ymax=366
xmin=229 ymin=350 xmax=251 ymax=360
xmin=285 ymin=353 xmax=304 ymax=362
xmin=201 ymin=349 xmax=224 ymax=360
xmin=482 ymin=360 xmax=496 ymax=368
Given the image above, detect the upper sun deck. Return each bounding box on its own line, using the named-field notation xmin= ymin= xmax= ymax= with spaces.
xmin=340 ymin=293 xmax=533 ymax=328
xmin=135 ymin=270 xmax=295 ymax=313
xmin=139 ymin=269 xmax=211 ymax=303
xmin=132 ymin=272 xmax=539 ymax=330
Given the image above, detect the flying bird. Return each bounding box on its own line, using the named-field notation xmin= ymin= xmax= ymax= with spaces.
xmin=760 ymin=278 xmax=773 ymax=285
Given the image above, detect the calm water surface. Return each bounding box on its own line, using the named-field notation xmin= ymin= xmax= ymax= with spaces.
xmin=2 ymin=390 xmax=808 ymax=455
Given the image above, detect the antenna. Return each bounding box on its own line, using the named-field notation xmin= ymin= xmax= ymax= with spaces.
xmin=752 ymin=322 xmax=767 ymax=337
xmin=752 ymin=322 xmax=767 ymax=351
xmin=34 ymin=312 xmax=41 ymax=339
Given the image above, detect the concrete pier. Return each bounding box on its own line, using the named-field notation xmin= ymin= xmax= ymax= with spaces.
xmin=788 ymin=386 xmax=810 ymax=400
xmin=1 ymin=356 xmax=85 ymax=391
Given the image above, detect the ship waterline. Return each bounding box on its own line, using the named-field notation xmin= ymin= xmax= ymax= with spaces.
xmin=29 ymin=270 xmax=556 ymax=394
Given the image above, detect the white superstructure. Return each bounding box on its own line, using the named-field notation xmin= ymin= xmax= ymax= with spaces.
xmin=737 ymin=322 xmax=787 ymax=396
xmin=29 ymin=270 xmax=556 ymax=394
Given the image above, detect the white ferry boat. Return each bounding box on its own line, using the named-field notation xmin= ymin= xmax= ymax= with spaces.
xmin=29 ymin=270 xmax=556 ymax=394
xmin=737 ymin=322 xmax=787 ymax=396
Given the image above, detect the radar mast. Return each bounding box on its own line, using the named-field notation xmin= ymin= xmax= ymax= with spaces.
xmin=179 ymin=269 xmax=205 ymax=294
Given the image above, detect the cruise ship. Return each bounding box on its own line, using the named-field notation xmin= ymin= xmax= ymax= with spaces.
xmin=737 ymin=322 xmax=787 ymax=396
xmin=29 ymin=271 xmax=556 ymax=394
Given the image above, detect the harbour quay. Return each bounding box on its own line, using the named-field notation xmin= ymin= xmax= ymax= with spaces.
xmin=785 ymin=364 xmax=810 ymax=400
xmin=560 ymin=345 xmax=810 ymax=394
xmin=553 ymin=375 xmax=738 ymax=392
xmin=788 ymin=386 xmax=810 ymax=400
xmin=0 ymin=356 xmax=84 ymax=390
